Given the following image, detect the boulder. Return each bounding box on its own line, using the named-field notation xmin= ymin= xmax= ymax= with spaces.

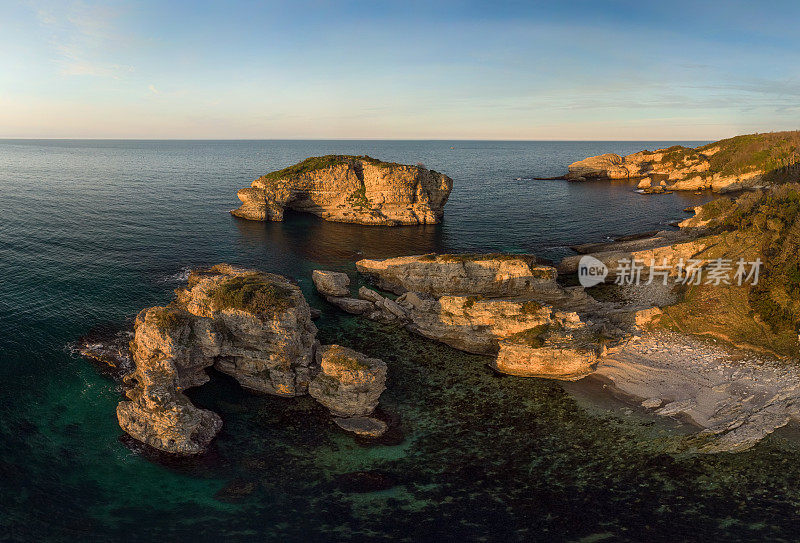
xmin=358 ymin=286 xmax=385 ymax=303
xmin=334 ymin=416 xmax=388 ymax=438
xmin=326 ymin=297 xmax=375 ymax=315
xmin=309 ymin=345 xmax=387 ymax=417
xmin=312 ymin=270 xmax=350 ymax=297
xmin=231 ymin=155 xmax=453 ymax=226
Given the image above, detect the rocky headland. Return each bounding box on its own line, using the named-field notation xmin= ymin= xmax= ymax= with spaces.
xmin=231 ymin=155 xmax=453 ymax=225
xmin=95 ymin=264 xmax=390 ymax=455
xmin=561 ymin=183 xmax=800 ymax=358
xmin=562 ymin=131 xmax=800 ymax=193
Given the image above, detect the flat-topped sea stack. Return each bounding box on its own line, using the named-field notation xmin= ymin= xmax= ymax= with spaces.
xmin=232 ymin=155 xmax=453 ymax=225
xmin=564 ymin=131 xmax=800 ymax=193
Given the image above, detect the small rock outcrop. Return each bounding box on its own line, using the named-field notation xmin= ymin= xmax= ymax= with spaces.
xmin=309 ymin=345 xmax=387 ymax=419
xmin=232 ymin=155 xmax=453 ymax=226
xmin=563 ymin=131 xmax=800 ymax=193
xmin=115 ymin=264 xmax=389 ymax=455
xmin=312 ymin=270 xmax=350 ymax=297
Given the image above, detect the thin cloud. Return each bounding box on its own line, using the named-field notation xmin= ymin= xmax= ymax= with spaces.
xmin=33 ymin=1 xmax=134 ymax=78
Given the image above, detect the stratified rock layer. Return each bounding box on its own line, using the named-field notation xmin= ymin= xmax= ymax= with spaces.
xmin=355 ymin=253 xmax=559 ymax=297
xmin=232 ymin=155 xmax=453 ymax=225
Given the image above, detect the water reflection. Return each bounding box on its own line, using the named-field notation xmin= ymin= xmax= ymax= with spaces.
xmin=233 ymin=210 xmax=446 ymax=266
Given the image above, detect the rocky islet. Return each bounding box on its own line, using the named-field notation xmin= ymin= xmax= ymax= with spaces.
xmin=232 ymin=155 xmax=453 ymax=225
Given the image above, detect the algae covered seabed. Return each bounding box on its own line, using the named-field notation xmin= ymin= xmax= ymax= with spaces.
xmin=15 ymin=309 xmax=800 ymax=541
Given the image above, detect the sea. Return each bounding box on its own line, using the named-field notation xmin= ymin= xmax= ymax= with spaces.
xmin=3 ymin=139 xmax=798 ymax=541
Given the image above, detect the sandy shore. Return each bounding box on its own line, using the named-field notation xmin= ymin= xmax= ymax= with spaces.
xmin=586 ymin=330 xmax=800 ymax=452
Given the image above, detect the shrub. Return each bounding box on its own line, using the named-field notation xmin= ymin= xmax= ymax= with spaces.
xmin=147 ymin=307 xmax=190 ymax=331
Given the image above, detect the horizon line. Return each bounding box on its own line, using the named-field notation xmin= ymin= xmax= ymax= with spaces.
xmin=0 ymin=137 xmax=715 ymax=142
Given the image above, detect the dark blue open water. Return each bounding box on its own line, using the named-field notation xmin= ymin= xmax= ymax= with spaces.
xmin=3 ymin=140 xmax=799 ymax=541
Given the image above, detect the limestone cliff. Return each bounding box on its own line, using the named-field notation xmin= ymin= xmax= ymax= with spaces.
xmin=232 ymin=155 xmax=453 ymax=225
xmin=115 ymin=264 xmax=389 ymax=455
xmin=564 ymin=131 xmax=800 ymax=193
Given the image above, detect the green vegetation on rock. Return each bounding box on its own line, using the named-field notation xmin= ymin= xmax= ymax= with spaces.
xmin=147 ymin=307 xmax=190 ymax=331
xmin=211 ymin=273 xmax=294 ymax=315
xmin=346 ymin=181 xmax=371 ymax=209
xmin=504 ymin=324 xmax=551 ymax=347
xmin=700 ymin=131 xmax=800 ymax=180
xmin=659 ymin=184 xmax=800 ymax=356
xmin=260 ymin=155 xmax=407 ymax=182
xmin=326 ymin=349 xmax=370 ymax=372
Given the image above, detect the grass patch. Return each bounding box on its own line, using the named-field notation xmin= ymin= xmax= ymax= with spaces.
xmin=325 ymin=347 xmax=370 ymax=372
xmin=346 ymin=181 xmax=371 ymax=209
xmin=147 ymin=307 xmax=190 ymax=331
xmin=700 ymin=131 xmax=800 ymax=178
xmin=210 ymin=273 xmax=295 ymax=316
xmin=462 ymin=295 xmax=484 ymax=309
xmin=504 ymin=324 xmax=552 ymax=348
xmin=260 ymin=155 xmax=408 ymax=183
xmin=657 ymin=184 xmax=800 ymax=356
xmin=520 ymin=301 xmax=542 ymax=314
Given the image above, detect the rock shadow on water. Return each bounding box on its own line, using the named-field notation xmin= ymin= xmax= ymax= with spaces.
xmin=232 ymin=209 xmax=446 ymax=267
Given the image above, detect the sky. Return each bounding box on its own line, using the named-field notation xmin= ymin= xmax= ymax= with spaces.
xmin=1 ymin=0 xmax=799 ymax=140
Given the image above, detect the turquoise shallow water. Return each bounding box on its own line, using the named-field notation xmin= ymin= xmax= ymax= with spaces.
xmin=5 ymin=139 xmax=800 ymax=541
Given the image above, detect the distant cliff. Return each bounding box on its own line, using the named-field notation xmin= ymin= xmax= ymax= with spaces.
xmin=232 ymin=155 xmax=453 ymax=225
xmin=564 ymin=131 xmax=800 ymax=193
